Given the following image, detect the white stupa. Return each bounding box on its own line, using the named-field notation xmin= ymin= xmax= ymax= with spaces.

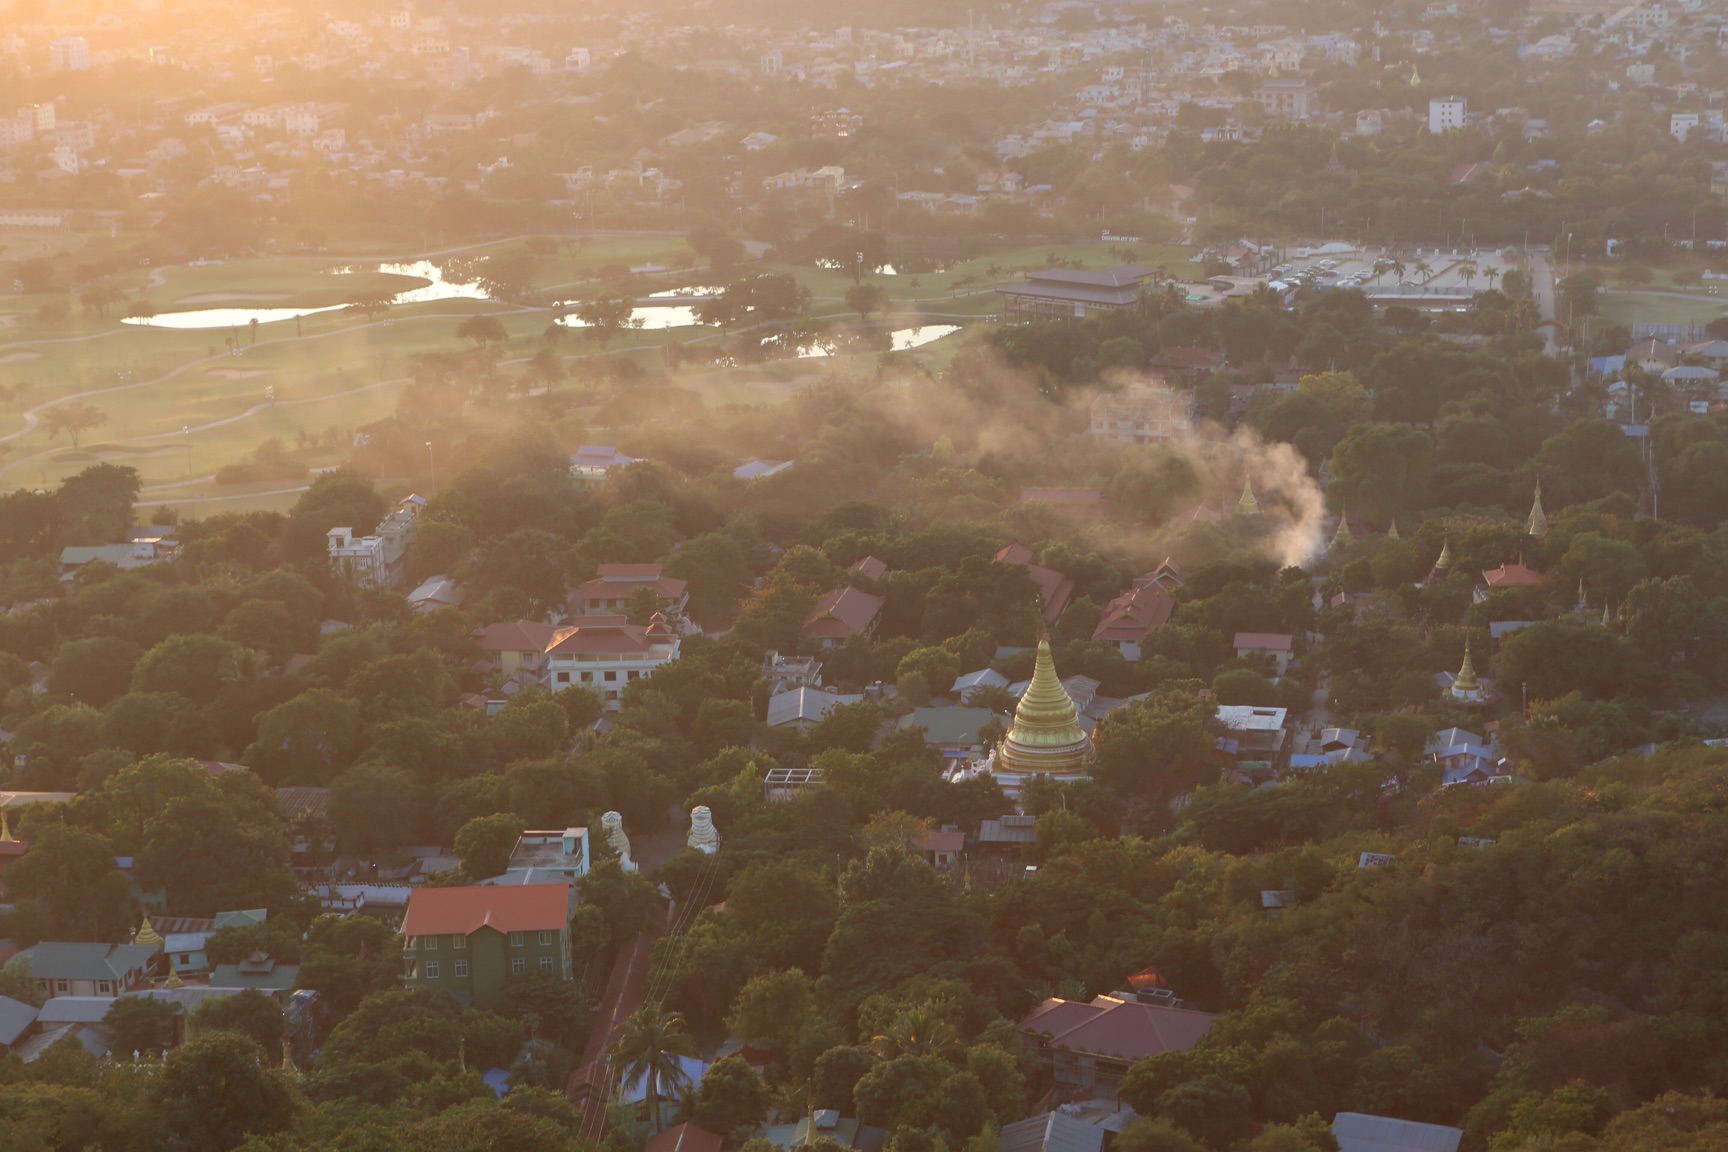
xmin=687 ymin=806 xmax=719 ymax=854
xmin=601 ymin=810 xmax=638 ymax=873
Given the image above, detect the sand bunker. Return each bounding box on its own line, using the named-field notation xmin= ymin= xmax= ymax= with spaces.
xmin=0 ymin=351 xmax=42 ymax=364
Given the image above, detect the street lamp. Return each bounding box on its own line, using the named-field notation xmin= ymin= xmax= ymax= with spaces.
xmin=426 ymin=441 xmax=436 ymax=494
xmin=182 ymin=426 xmax=192 ymax=490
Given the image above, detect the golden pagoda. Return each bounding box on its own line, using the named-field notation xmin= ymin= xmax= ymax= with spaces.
xmin=1526 ymin=480 xmax=1548 ymax=539
xmin=1449 ymin=646 xmax=1485 ymax=703
xmin=1435 ymin=538 xmax=1453 ymax=571
xmin=1387 ymin=519 xmax=1400 ymax=541
xmin=133 ymin=915 xmax=163 ymax=949
xmin=994 ymin=640 xmax=1095 ymax=780
xmin=0 ymin=808 xmax=12 ymax=843
xmin=1236 ymin=475 xmax=1260 ymax=516
xmin=1330 ymin=502 xmax=1353 ymax=550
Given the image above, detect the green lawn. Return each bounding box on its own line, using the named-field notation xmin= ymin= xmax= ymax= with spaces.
xmin=1597 ymin=287 xmax=1728 ymax=328
xmin=0 ymin=234 xmax=1172 ymax=511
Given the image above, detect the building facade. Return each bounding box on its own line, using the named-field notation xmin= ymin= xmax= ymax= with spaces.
xmin=402 ymin=884 xmax=573 ymax=1010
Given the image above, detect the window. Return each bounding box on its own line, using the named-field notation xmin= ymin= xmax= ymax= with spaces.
xmin=557 ymin=672 xmax=569 ymax=684
xmin=405 ymin=961 xmax=418 ymax=979
xmin=452 ymin=935 xmax=465 ymax=950
xmin=97 ymin=980 xmax=111 ymax=994
xmin=424 ymin=936 xmax=438 ymax=950
xmin=538 ymin=931 xmax=554 ymax=946
xmin=581 ymin=671 xmax=594 ymax=683
xmin=604 ymin=670 xmax=618 ymax=682
xmin=539 ymin=956 xmax=553 ymax=972
xmin=404 ymin=936 xmax=416 ymax=951
xmin=512 ymin=958 xmax=526 ymax=975
xmin=177 ymin=954 xmax=189 ymax=965
xmin=454 ymin=960 xmax=469 ymax=978
xmin=56 ymin=980 xmax=69 ymax=993
xmin=510 ymin=931 xmax=524 ymax=947
xmin=425 ymin=962 xmax=440 ymax=979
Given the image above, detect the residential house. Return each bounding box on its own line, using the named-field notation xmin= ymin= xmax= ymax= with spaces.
xmin=408 ymin=574 xmax=465 ymax=613
xmin=850 ymin=555 xmax=890 ymax=583
xmin=402 ymin=884 xmax=573 ymax=1010
xmin=471 ymin=620 xmax=557 ymax=680
xmin=210 ymin=951 xmax=300 ymax=1001
xmin=1000 ymin=1112 xmax=1104 ymax=1152
xmin=953 ymin=667 xmax=1011 ymax=703
xmin=155 ymin=908 xmax=267 ymax=975
xmin=1089 ymin=381 xmax=1192 ymax=444
xmin=327 ymin=495 xmax=422 ymax=587
xmin=998 ymin=265 xmax=1162 ymax=324
xmin=1139 ymin=558 xmax=1187 ymax=594
xmin=22 ymin=942 xmax=158 ymax=998
xmin=1256 ymin=79 xmax=1312 ymax=119
xmin=1629 ymin=338 xmax=1676 ymax=374
xmin=766 ymin=687 xmax=864 ymax=731
xmin=58 ymin=537 xmax=179 ymax=576
xmin=569 ymin=445 xmax=642 ymax=489
xmin=898 ymin=707 xmax=1001 ymax=758
xmin=1216 ymin=705 xmax=1291 ymax=771
xmin=1094 ymin=585 xmax=1177 ymax=661
xmin=803 ymin=586 xmax=886 ymax=649
xmin=1332 ymin=1112 xmax=1463 ymax=1152
xmin=505 ymin=828 xmax=591 ymax=882
xmin=646 ymin=1123 xmax=725 ymax=1152
xmin=1429 ymin=96 xmax=1467 ymax=134
xmin=1017 ymin=993 xmax=1217 ymax=1102
xmin=1167 ymin=505 xmax=1224 ymax=530
xmin=995 ymin=543 xmax=1075 ymax=624
xmin=1147 ymin=346 xmax=1228 ymax=386
xmin=912 ymin=829 xmax=965 ymax=869
xmin=573 ymin=564 xmax=690 ymax=619
xmin=1233 ymin=632 xmax=1296 ymax=675
xmin=763 ymin=650 xmax=823 ymax=694
xmin=0 ymin=995 xmax=37 ymax=1056
xmin=544 ymin=615 xmax=681 ymax=709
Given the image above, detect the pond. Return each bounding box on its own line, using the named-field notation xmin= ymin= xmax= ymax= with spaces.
xmin=796 ymin=325 xmax=961 ymax=358
xmin=121 ymin=259 xmax=490 ymax=329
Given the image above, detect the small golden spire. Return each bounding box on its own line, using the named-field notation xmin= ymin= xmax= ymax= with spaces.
xmin=1330 ymin=502 xmax=1353 ymax=550
xmin=165 ymin=967 xmax=182 ymax=989
xmin=1435 ymin=538 xmax=1453 ymax=571
xmin=1453 ymin=647 xmax=1480 ymax=693
xmin=1387 ymin=519 xmax=1400 ymax=541
xmin=0 ymin=808 xmax=11 ymax=843
xmin=1526 ymin=479 xmax=1548 ymax=539
xmin=1237 ymin=475 xmax=1260 ymax=516
xmin=134 ymin=915 xmax=163 ymax=949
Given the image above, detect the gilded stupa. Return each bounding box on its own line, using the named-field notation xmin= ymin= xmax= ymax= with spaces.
xmin=1236 ymin=476 xmax=1260 ymax=516
xmin=1449 ymin=646 xmax=1485 ymax=703
xmin=994 ymin=640 xmax=1095 ymax=780
xmin=133 ymin=915 xmax=163 ymax=949
xmin=1526 ymin=480 xmax=1548 ymax=539
xmin=1330 ymin=502 xmax=1353 ymax=551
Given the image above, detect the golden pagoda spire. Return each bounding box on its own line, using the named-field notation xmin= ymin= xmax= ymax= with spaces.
xmin=1435 ymin=538 xmax=1453 ymax=571
xmin=995 ymin=640 xmax=1095 ymax=777
xmin=1330 ymin=502 xmax=1353 ymax=550
xmin=1410 ymin=64 xmax=1421 ymax=86
xmin=0 ymin=808 xmax=11 ymax=843
xmin=1237 ymin=475 xmax=1260 ymax=516
xmin=1387 ymin=518 xmax=1400 ymax=541
xmin=165 ymin=967 xmax=182 ymax=989
xmin=134 ymin=915 xmax=163 ymax=949
xmin=1453 ymin=646 xmax=1480 ymax=693
xmin=1526 ymin=479 xmax=1548 ymax=539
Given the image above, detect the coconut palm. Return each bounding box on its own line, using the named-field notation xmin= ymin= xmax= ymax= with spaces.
xmin=1390 ymin=258 xmax=1407 ymax=284
xmin=869 ymin=1006 xmax=960 ymax=1061
xmin=1413 ymin=259 xmax=1432 ymax=283
xmin=1484 ymin=267 xmax=1500 ymax=292
xmin=1459 ymin=262 xmax=1477 ymax=289
xmin=611 ymin=1005 xmax=697 ymax=1134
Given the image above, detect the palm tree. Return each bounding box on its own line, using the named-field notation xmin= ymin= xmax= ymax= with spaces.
xmin=1484 ymin=267 xmax=1501 ymax=292
xmin=1413 ymin=259 xmax=1432 ymax=284
xmin=1459 ymin=262 xmax=1477 ymax=289
xmin=1390 ymin=258 xmax=1407 ymax=284
xmin=611 ymin=1005 xmax=697 ymax=1134
xmin=869 ymin=1006 xmax=960 ymax=1061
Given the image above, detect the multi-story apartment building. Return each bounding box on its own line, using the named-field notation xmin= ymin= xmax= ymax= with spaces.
xmin=401 ymin=884 xmax=572 ymax=1010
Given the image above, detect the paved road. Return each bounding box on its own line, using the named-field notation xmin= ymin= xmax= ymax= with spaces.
xmin=1529 ymin=252 xmax=1560 ymax=357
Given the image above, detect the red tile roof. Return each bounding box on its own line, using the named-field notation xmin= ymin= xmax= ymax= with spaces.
xmin=472 ymin=620 xmax=557 ymax=653
xmin=803 ymin=586 xmax=885 ymax=640
xmin=1482 ymin=563 xmax=1543 ymax=587
xmin=994 ymin=543 xmax=1036 ymax=566
xmin=596 ymin=563 xmax=664 ymax=578
xmin=1018 ymin=995 xmax=1216 ymax=1062
xmin=545 ymin=617 xmax=662 ymax=656
xmin=574 ymin=573 xmax=688 ymax=604
xmin=851 ymin=555 xmax=890 ymax=581
xmin=645 ymin=1124 xmax=724 ymax=1152
xmin=1167 ymin=505 xmax=1223 ymax=529
xmin=914 ymin=829 xmax=966 ymax=853
xmin=1095 ymin=586 xmax=1177 ymax=642
xmin=994 ymin=544 xmax=1074 ymax=621
xmin=1234 ymin=631 xmax=1294 ymax=651
xmin=403 ymin=883 xmax=570 ymax=937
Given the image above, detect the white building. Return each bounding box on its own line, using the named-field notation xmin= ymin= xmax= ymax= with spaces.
xmin=543 ymin=614 xmax=680 ymax=709
xmin=1089 ymin=381 xmax=1192 ymax=444
xmin=50 ymin=37 xmax=91 ymax=71
xmin=326 ymin=495 xmax=422 ymax=587
xmin=1672 ymin=112 xmax=1702 ymax=143
xmin=283 ymin=105 xmax=322 ymax=137
xmin=505 ymin=828 xmax=590 ymax=881
xmin=1428 ymin=96 xmax=1467 ymax=134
